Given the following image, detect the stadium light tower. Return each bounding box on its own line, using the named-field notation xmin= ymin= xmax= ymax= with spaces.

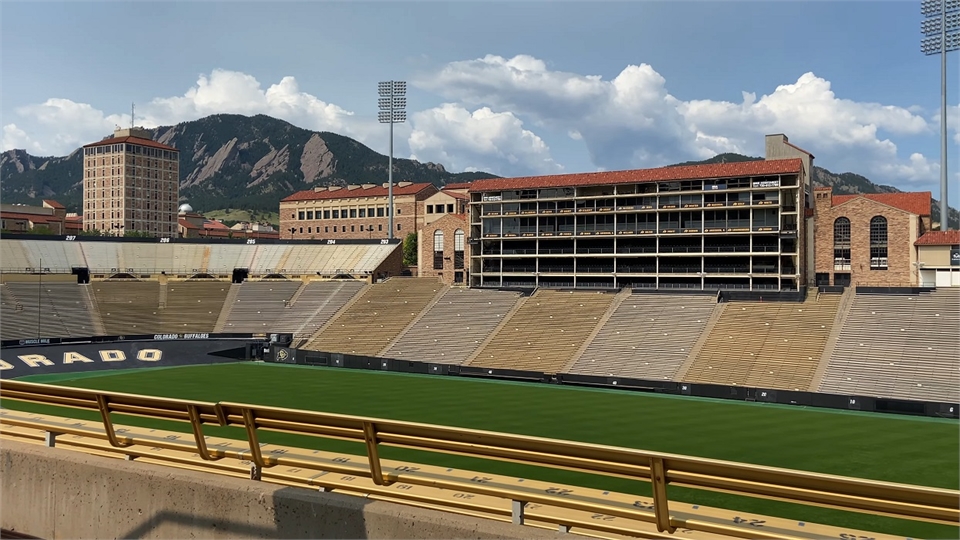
xmin=921 ymin=0 xmax=960 ymax=230
xmin=378 ymin=80 xmax=406 ymax=240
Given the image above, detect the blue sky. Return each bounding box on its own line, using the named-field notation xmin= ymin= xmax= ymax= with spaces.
xmin=2 ymin=1 xmax=958 ymax=208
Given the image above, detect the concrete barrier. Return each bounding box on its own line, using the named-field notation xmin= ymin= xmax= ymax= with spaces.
xmin=1 ymin=440 xmax=578 ymax=539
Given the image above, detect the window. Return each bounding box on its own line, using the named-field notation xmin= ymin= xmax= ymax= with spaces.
xmin=427 ymin=206 xmax=434 ymax=214
xmin=306 ymin=211 xmax=313 ymax=220
xmin=433 ymin=230 xmax=444 ymax=270
xmin=333 ymin=210 xmax=339 ymax=219
xmin=298 ymin=212 xmax=305 ymax=220
xmin=447 ymin=204 xmax=454 ymax=213
xmin=325 ymin=226 xmax=329 ymax=233
xmin=833 ymin=217 xmax=851 ymax=271
xmin=324 ymin=210 xmax=330 ymax=219
xmin=454 ymin=229 xmax=465 ymax=269
xmin=378 ymin=224 xmax=383 ymax=231
xmin=377 ymin=208 xmax=385 ymax=217
xmin=435 ymin=204 xmax=445 ymax=214
xmin=359 ymin=209 xmax=366 ymax=218
xmin=350 ymin=209 xmax=357 ymax=218
xmin=397 ymin=224 xmax=401 ymax=230
xmin=334 ymin=226 xmax=338 ymax=232
xmin=351 ymin=225 xmax=355 ymax=232
xmin=870 ymin=216 xmax=888 ymax=269
xmin=396 ymin=208 xmax=401 ymax=215
xmin=368 ymin=207 xmax=375 ymax=216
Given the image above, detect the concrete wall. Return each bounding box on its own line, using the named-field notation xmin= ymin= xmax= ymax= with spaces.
xmin=1 ymin=440 xmax=572 ymax=539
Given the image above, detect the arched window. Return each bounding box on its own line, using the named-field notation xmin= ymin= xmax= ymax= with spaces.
xmin=433 ymin=230 xmax=444 ymax=270
xmin=454 ymin=229 xmax=465 ymax=269
xmin=833 ymin=217 xmax=851 ymax=271
xmin=870 ymin=216 xmax=888 ymax=269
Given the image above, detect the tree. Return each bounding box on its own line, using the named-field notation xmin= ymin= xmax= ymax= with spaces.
xmin=402 ymin=232 xmax=417 ymax=266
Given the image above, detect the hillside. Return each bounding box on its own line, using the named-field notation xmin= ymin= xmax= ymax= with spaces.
xmin=0 ymin=114 xmax=496 ymax=213
xmin=2 ymin=115 xmax=955 ymax=225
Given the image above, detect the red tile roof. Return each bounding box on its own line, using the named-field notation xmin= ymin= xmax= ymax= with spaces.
xmin=42 ymin=199 xmax=65 ymax=209
xmin=203 ymin=220 xmax=230 ymax=230
xmin=0 ymin=212 xmax=54 ymax=223
xmin=915 ymin=230 xmax=960 ymax=246
xmin=178 ymin=218 xmax=200 ymax=230
xmin=445 ymin=191 xmax=470 ymax=201
xmin=466 ymin=159 xmax=802 ymax=192
xmin=832 ymin=192 xmax=931 ymax=216
xmin=443 ymin=182 xmax=473 ymax=190
xmin=281 ymin=183 xmax=436 ymax=202
xmin=83 ymin=135 xmax=177 ymax=152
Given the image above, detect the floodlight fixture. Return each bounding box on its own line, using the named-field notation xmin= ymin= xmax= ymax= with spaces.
xmin=377 ymin=80 xmax=407 ymax=239
xmin=921 ymin=0 xmax=960 ymax=229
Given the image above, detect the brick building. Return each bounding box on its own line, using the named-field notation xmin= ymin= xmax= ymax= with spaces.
xmin=418 ymin=185 xmax=471 ymax=285
xmin=82 ymin=127 xmax=179 ymax=237
xmin=811 ymin=189 xmax=931 ymax=287
xmin=0 ymin=200 xmax=68 ymax=234
xmin=279 ymin=182 xmax=438 ymax=240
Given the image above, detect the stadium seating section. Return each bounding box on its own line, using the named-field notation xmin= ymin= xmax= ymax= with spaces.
xmin=569 ymin=293 xmax=717 ymax=381
xmin=382 ymin=288 xmax=524 ymax=365
xmin=0 ymin=239 xmax=394 ymax=276
xmin=818 ymin=289 xmax=960 ymax=403
xmin=681 ymin=293 xmax=842 ymax=391
xmin=1 ymin=281 xmax=101 ymax=340
xmin=302 ymin=278 xmax=446 ymax=356
xmin=464 ymin=290 xmax=616 ymax=374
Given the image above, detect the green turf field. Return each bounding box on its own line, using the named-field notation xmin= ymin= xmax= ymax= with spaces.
xmin=8 ymin=362 xmax=959 ymax=538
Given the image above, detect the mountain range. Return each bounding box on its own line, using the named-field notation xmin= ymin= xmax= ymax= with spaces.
xmin=2 ymin=113 xmax=956 ymax=226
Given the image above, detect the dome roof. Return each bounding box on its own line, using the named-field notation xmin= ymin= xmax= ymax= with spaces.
xmin=178 ymin=203 xmax=194 ymax=213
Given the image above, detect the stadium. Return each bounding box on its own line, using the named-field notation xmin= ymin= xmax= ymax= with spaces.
xmin=1 ymin=142 xmax=959 ymax=539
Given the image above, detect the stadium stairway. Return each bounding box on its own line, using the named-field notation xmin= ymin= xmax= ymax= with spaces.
xmin=464 ymin=289 xmax=616 ymax=374
xmin=157 ymin=281 xmax=231 ymax=334
xmin=302 ymin=278 xmax=447 ymax=357
xmin=679 ymin=294 xmax=842 ymax=391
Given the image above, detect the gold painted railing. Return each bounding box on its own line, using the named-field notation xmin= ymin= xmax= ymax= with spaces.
xmin=1 ymin=379 xmax=957 ymax=538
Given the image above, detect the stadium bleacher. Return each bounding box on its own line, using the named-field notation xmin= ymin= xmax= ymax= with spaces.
xmin=464 ymin=289 xmax=616 ymax=374
xmin=818 ymin=289 xmax=960 ymax=402
xmin=0 ymin=281 xmax=100 ymax=340
xmin=217 ymin=280 xmax=304 ymax=333
xmin=158 ymin=281 xmax=231 ymax=333
xmin=680 ymin=293 xmax=842 ymax=391
xmin=277 ymin=280 xmax=367 ymax=341
xmin=91 ymin=281 xmax=162 ymax=335
xmin=303 ymin=278 xmax=445 ymax=356
xmin=568 ymin=293 xmax=718 ymax=381
xmin=382 ymin=287 xmax=524 ymax=365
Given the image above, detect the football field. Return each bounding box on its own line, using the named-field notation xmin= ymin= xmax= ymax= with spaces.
xmin=8 ymin=362 xmax=959 ymax=538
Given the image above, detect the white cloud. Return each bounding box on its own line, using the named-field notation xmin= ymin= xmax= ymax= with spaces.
xmin=416 ymin=54 xmax=942 ymax=187
xmin=1 ymin=68 xmax=558 ymax=177
xmin=1 ymin=69 xmax=382 ymax=158
xmin=2 ymin=124 xmax=45 ymax=155
xmin=408 ymin=103 xmax=561 ymax=176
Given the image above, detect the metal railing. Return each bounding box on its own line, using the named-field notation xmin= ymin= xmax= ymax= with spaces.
xmin=1 ymin=379 xmax=957 ymax=537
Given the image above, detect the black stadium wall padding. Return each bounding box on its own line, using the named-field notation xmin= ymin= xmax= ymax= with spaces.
xmin=1 ymin=337 xmax=265 ymax=378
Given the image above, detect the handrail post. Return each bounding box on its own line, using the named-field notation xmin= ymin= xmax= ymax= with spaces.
xmin=511 ymin=500 xmax=526 ymax=525
xmin=650 ymin=457 xmax=674 ymax=533
xmin=95 ymin=394 xmax=132 ymax=448
xmin=44 ymin=431 xmax=61 ymax=448
xmin=362 ymin=421 xmax=389 ymax=486
xmin=239 ymin=408 xmax=265 ymax=475
xmin=186 ymin=404 xmax=220 ymax=461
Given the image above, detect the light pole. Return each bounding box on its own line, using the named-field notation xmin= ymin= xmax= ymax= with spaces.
xmin=378 ymin=80 xmax=406 ymax=240
xmin=921 ymin=0 xmax=959 ymax=230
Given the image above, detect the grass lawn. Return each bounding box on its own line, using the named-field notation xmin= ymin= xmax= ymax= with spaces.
xmin=10 ymin=362 xmax=959 ymax=538
xmin=202 ymin=209 xmax=280 ymax=228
